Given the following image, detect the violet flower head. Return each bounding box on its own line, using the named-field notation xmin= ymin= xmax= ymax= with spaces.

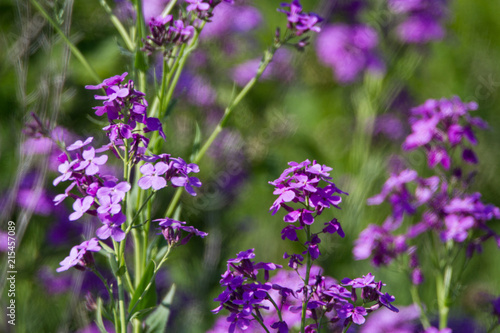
xmin=316 ymin=24 xmax=384 ymax=84
xmin=388 ymin=0 xmax=447 ymax=44
xmin=74 ymin=147 xmax=108 ymax=176
xmin=337 ymin=303 xmax=368 ymax=325
xmin=96 ymin=212 xmax=126 ymax=242
xmin=169 ymin=157 xmax=202 ymax=196
xmin=278 ymin=0 xmax=322 ymax=36
xmin=67 ymin=137 xmax=94 ymax=151
xmin=96 ymin=181 xmax=131 ymax=201
xmin=69 ymin=196 xmax=94 ymax=221
xmin=186 ymin=0 xmax=210 ymax=12
xmin=138 ymin=162 xmax=168 ymax=190
xmin=57 ymin=238 xmax=101 ymax=272
xmin=402 ymin=96 xmax=483 ymax=168
xmin=269 ymin=159 xmax=347 ymax=224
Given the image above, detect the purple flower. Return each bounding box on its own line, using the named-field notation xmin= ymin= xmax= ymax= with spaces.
xmin=441 ymin=214 xmax=475 ymax=242
xmin=96 ymin=181 xmax=131 ymax=201
xmin=169 ymin=158 xmax=202 ymax=196
xmin=337 ymin=303 xmax=368 ymax=325
xmin=145 ymin=117 xmax=166 ymax=140
xmin=316 ymin=24 xmax=384 ymax=84
xmin=360 ymin=304 xmax=420 ymax=333
xmin=97 ymin=195 xmax=122 ymax=215
xmin=69 ymin=196 xmax=94 ymax=221
xmin=96 ymin=213 xmax=126 ymax=242
xmin=379 ymin=292 xmax=399 ymax=312
xmin=53 ymin=160 xmax=77 ymax=186
xmin=85 ymin=72 xmax=128 ymax=90
xmin=74 ymin=148 xmax=108 ymax=176
xmin=57 ymin=238 xmax=101 ymax=272
xmin=342 ymin=273 xmax=377 ymax=289
xmin=323 ymin=219 xmax=345 ymax=237
xmin=67 ymin=137 xmax=93 ymax=151
xmin=186 ymin=0 xmax=210 ymax=12
xmin=138 ymin=162 xmax=168 ymax=190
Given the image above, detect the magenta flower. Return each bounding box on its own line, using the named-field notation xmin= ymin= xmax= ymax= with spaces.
xmin=96 ymin=181 xmax=131 ymax=201
xmin=66 ymin=137 xmax=93 ymax=151
xmin=96 ymin=213 xmax=126 ymax=242
xmin=441 ymin=214 xmax=475 ymax=242
xmin=97 ymin=195 xmax=122 ymax=215
xmin=69 ymin=196 xmax=94 ymax=221
xmin=53 ymin=160 xmax=77 ymax=186
xmin=85 ymin=72 xmax=128 ymax=90
xmin=338 ymin=303 xmax=368 ymax=325
xmin=138 ymin=162 xmax=168 ymax=190
xmin=56 ymin=238 xmax=101 ymax=272
xmin=74 ymin=147 xmax=108 ymax=176
xmin=186 ymin=0 xmax=210 ymax=11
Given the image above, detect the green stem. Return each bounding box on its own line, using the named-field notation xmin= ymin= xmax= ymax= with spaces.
xmin=127 ymin=246 xmax=172 ymax=321
xmin=113 ymin=240 xmax=128 ymax=333
xmin=192 ymin=46 xmax=277 ymax=165
xmin=30 ymin=0 xmax=101 ymax=83
xmin=437 ymin=264 xmax=452 ymax=329
xmin=301 ymin=225 xmax=312 ymax=333
xmin=342 ymin=322 xmax=353 ymax=333
xmin=161 ymin=0 xmax=177 ymax=17
xmin=98 ymin=0 xmax=135 ymax=51
xmin=251 ymin=313 xmax=271 ymax=333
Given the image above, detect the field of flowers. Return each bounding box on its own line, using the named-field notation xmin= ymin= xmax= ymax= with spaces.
xmin=1 ymin=0 xmax=500 ymax=332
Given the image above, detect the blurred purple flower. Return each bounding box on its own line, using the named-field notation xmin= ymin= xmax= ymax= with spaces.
xmin=316 ymin=24 xmax=384 ymax=84
xmin=360 ymin=304 xmax=419 ymax=333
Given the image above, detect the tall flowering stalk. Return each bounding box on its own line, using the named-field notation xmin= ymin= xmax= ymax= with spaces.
xmin=212 ymin=160 xmax=399 ymax=333
xmin=27 ymin=0 xmax=326 ymax=331
xmin=355 ymin=96 xmax=500 ymax=330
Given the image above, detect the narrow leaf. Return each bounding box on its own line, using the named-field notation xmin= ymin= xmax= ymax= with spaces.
xmin=145 ymin=284 xmax=176 ymax=333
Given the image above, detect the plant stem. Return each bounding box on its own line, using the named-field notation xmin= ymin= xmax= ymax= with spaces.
xmin=251 ymin=313 xmax=271 ymax=333
xmin=98 ymin=0 xmax=135 ymax=51
xmin=410 ymin=284 xmax=431 ymax=329
xmin=30 ymin=0 xmax=101 ymax=83
xmin=113 ymin=240 xmax=128 ymax=333
xmin=301 ymin=225 xmax=312 ymax=333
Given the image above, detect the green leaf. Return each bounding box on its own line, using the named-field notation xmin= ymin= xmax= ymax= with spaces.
xmin=128 ymin=261 xmax=158 ymax=318
xmin=98 ymin=240 xmax=115 ymax=255
xmin=95 ymin=298 xmax=109 ymax=333
xmin=116 ymin=265 xmax=126 ymax=277
xmin=145 ymin=284 xmax=176 ymax=333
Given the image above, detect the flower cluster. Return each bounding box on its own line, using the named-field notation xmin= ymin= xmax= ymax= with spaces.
xmin=54 ymin=73 xmax=202 ymax=272
xmin=213 ymin=161 xmax=398 ymax=332
xmin=388 ymin=0 xmax=447 ymax=44
xmin=139 ymin=155 xmax=201 ymax=195
xmin=315 ymin=24 xmax=384 ymax=84
xmin=144 ymin=15 xmax=195 ymax=54
xmin=356 ymin=97 xmax=500 ymax=284
xmin=212 ymin=250 xmax=398 ymax=332
xmin=269 ymin=159 xmax=347 ymax=267
xmin=212 ymin=249 xmax=282 ymax=332
xmin=402 ymin=96 xmax=485 ymax=169
xmin=143 ymin=0 xmax=235 ymax=55
xmin=278 ymin=0 xmax=322 ymax=37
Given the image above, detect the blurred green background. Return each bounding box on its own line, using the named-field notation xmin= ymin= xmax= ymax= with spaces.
xmin=1 ymin=0 xmax=500 ymax=332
